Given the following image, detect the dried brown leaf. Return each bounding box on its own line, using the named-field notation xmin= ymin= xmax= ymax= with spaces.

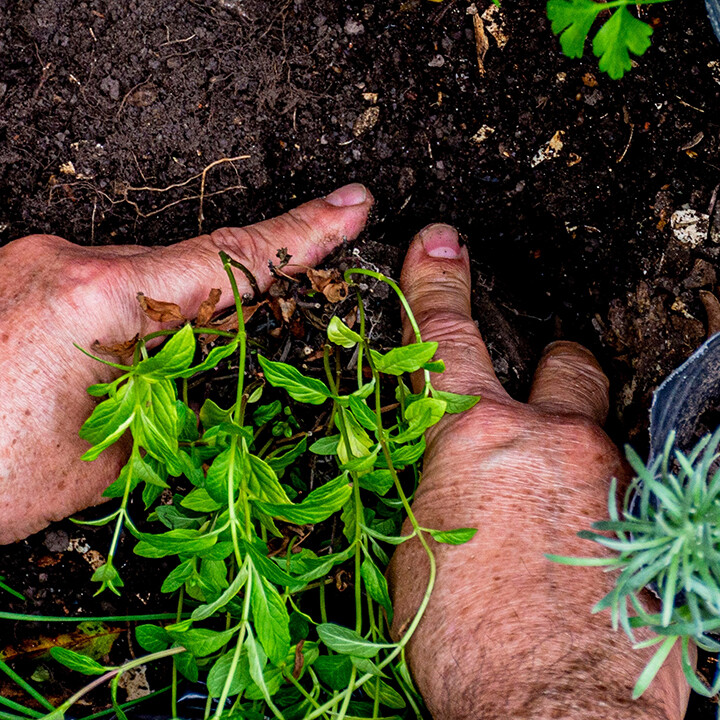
xmin=306 ymin=268 xmax=348 ymax=303
xmin=137 ymin=293 xmax=185 ymax=323
xmin=92 ymin=333 xmax=140 ymax=358
xmin=293 ymin=640 xmax=305 ymax=679
xmin=196 ymin=288 xmax=222 ymax=327
xmin=278 ymin=297 xmax=296 ymax=324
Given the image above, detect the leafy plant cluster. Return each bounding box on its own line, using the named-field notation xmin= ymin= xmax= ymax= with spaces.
xmin=21 ymin=259 xmax=479 ymax=720
xmin=546 ymin=0 xmax=672 ymax=80
xmin=550 ymin=429 xmax=720 ymax=698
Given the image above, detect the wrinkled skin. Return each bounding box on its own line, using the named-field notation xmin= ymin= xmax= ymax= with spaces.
xmin=0 ymin=183 xmax=373 ymax=543
xmin=0 ymin=196 xmax=690 ymax=718
xmin=388 ymin=224 xmax=690 ymax=720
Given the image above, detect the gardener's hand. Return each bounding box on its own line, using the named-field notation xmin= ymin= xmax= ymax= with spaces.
xmin=0 ymin=184 xmax=372 ymax=544
xmin=388 ymin=224 xmax=689 ymax=720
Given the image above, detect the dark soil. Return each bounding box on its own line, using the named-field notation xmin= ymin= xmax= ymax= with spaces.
xmin=2 ymin=0 xmax=720 ymax=716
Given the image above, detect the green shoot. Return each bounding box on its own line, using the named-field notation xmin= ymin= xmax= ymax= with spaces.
xmin=546 ymin=0 xmax=672 ymax=79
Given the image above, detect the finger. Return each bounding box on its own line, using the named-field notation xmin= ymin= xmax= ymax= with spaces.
xmin=528 ymin=341 xmax=610 ymax=424
xmin=400 ymin=223 xmax=509 ymax=400
xmin=125 ymin=183 xmax=373 ymax=317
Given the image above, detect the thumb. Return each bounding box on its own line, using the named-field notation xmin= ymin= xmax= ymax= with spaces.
xmin=125 ymin=183 xmax=373 ymax=317
xmin=400 ymin=223 xmax=508 ymax=401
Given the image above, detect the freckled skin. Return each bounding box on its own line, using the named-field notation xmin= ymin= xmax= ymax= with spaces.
xmin=387 ymin=227 xmax=690 ymax=720
xmin=0 ymin=189 xmax=373 ymax=543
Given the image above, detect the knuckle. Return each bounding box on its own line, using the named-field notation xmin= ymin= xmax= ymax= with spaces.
xmin=414 ymin=310 xmax=480 ymax=348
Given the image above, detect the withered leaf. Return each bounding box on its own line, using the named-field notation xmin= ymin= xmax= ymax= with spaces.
xmin=278 ymin=297 xmax=296 ymax=324
xmin=92 ymin=333 xmax=140 ymax=358
xmin=137 ymin=293 xmax=185 ymax=323
xmin=200 ymin=302 xmax=264 ymax=344
xmin=196 ymin=288 xmax=222 ymax=327
xmin=306 ymin=268 xmax=348 ymax=304
xmin=293 ymin=639 xmax=305 ymax=679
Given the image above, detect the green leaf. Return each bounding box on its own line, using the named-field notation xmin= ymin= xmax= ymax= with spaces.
xmin=241 ymin=540 xmax=306 ymax=592
xmin=135 ymin=625 xmax=170 ymax=653
xmin=381 ymin=438 xmax=426 ymax=468
xmin=358 ymin=469 xmax=394 ymax=496
xmin=327 ymin=316 xmax=362 ymax=348
xmin=199 ymin=398 xmax=234 ymax=428
xmin=423 ymin=360 xmax=445 ymax=373
xmin=207 ymin=649 xmax=249 ymax=698
xmin=134 ymin=529 xmax=217 ymax=558
xmin=255 ymin=473 xmax=352 ymax=524
xmin=309 ymin=435 xmax=341 ymax=455
xmin=316 ymin=624 xmax=390 ymax=658
xmin=161 ymin=559 xmax=196 ymax=593
xmin=134 ymin=378 xmax=182 ymax=475
xmin=349 ymin=396 xmax=378 ymax=432
xmin=250 ymin=568 xmax=291 ymax=665
xmin=80 ymin=382 xmax=136 ymax=460
xmin=632 ymin=635 xmax=677 ymax=698
xmin=393 ymin=397 xmax=446 ymax=443
xmin=178 ymin=337 xmax=239 ymax=378
xmin=247 ymin=452 xmax=292 ymax=505
xmin=181 ymin=488 xmax=223 ymax=513
xmin=369 ymin=342 xmax=438 ymax=376
xmin=361 ymin=555 xmax=393 ymax=621
xmin=174 ymin=649 xmax=199 ymax=682
xmin=258 ymin=355 xmax=332 ymax=404
xmin=546 ymin=0 xmax=601 ymax=58
xmin=50 ymin=647 xmax=109 ymax=676
xmin=245 ymin=629 xmax=277 ymax=706
xmin=192 ymin=564 xmax=249 ymax=622
xmin=428 ymin=527 xmax=478 ymax=545
xmin=253 ymin=400 xmax=282 ymax=425
xmin=342 ymin=447 xmax=380 ymax=473
xmin=136 ymin=324 xmax=196 ymax=379
xmin=167 ymin=626 xmax=238 ymax=657
xmin=204 ymin=445 xmax=237 ymax=503
xmin=266 ymin=436 xmax=307 ymax=473
xmin=593 ymin=5 xmax=653 ymax=80
xmin=366 ymin=679 xmax=406 ymax=709
xmin=430 ymin=388 xmax=481 ymax=414
xmin=91 ymin=563 xmax=124 ymax=595
xmin=314 ymin=655 xmax=353 ymax=690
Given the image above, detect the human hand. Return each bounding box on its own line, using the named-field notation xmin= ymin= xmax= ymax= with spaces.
xmin=0 ymin=184 xmax=373 ymax=544
xmin=388 ymin=224 xmax=689 ymax=720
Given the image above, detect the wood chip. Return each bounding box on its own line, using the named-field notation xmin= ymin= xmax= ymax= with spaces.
xmin=467 ymin=4 xmax=489 ymax=76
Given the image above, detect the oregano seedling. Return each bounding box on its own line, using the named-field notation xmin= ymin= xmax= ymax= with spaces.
xmin=36 ymin=257 xmax=482 ymax=720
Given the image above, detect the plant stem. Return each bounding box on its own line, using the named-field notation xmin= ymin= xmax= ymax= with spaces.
xmin=0 ymin=696 xmax=43 ymax=719
xmin=55 ymin=647 xmax=186 ymax=716
xmin=0 ymin=659 xmax=55 ymax=712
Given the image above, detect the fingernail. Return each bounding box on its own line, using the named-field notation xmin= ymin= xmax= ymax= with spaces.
xmin=325 ymin=183 xmax=368 ymax=207
xmin=420 ymin=224 xmax=462 ymax=259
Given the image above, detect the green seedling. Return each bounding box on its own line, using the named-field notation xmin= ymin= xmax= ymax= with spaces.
xmin=547 ymin=0 xmax=672 ymax=79
xmin=550 ymin=428 xmax=720 ymax=699
xmin=27 ymin=259 xmax=480 ymax=720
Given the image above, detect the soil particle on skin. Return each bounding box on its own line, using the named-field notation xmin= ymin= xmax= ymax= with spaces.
xmin=2 ymin=0 xmax=720 ymax=716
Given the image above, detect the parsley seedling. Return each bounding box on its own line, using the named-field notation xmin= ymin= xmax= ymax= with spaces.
xmin=547 ymin=0 xmax=672 ymax=79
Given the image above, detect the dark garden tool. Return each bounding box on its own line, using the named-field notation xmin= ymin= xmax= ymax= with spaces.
xmin=648 ymin=332 xmax=720 ymax=465
xmin=707 ymin=0 xmax=720 ymax=42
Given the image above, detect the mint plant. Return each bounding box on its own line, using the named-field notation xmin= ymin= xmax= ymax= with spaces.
xmin=38 ymin=258 xmax=480 ymax=720
xmin=550 ymin=429 xmax=720 ymax=699
xmin=547 ymin=0 xmax=672 ymax=80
